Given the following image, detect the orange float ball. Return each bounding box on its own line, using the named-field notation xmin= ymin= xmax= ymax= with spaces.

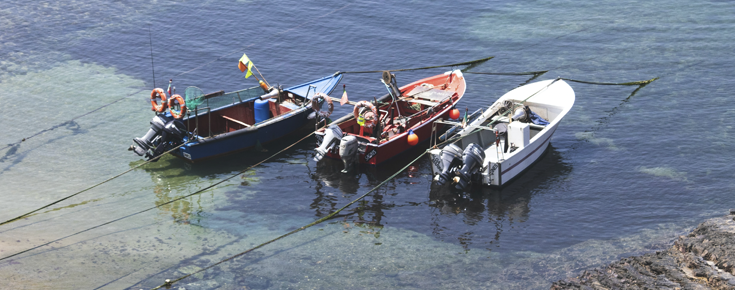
xmin=407 ymin=129 xmax=419 ymax=146
xmin=449 ymin=108 xmax=460 ymax=120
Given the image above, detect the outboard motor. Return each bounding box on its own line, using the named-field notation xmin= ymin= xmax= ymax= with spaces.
xmin=454 ymin=143 xmax=485 ymax=191
xmin=148 ymin=119 xmax=187 ymax=160
xmin=338 ymin=135 xmax=358 ymax=173
xmin=130 ymin=115 xmax=187 ymax=161
xmin=314 ymin=124 xmax=343 ymax=162
xmin=436 ymin=144 xmax=463 ymax=185
xmin=131 ymin=114 xmax=172 ymax=157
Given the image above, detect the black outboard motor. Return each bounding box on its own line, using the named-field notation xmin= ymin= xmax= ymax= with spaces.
xmin=436 ymin=144 xmax=463 ymax=185
xmin=130 ymin=114 xmax=186 ymax=161
xmin=131 ymin=114 xmax=171 ymax=157
xmin=148 ymin=119 xmax=187 ymax=160
xmin=454 ymin=143 xmax=485 ymax=191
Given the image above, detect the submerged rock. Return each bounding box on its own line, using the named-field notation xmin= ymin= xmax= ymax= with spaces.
xmin=552 ymin=213 xmax=735 ymax=289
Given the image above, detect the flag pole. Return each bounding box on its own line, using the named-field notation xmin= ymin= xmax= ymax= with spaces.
xmin=251 ymin=65 xmax=269 ymax=87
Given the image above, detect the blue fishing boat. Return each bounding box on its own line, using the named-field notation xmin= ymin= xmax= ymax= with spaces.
xmin=130 ymin=73 xmax=343 ymax=163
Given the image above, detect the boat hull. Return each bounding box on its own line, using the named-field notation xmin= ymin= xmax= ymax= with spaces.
xmin=429 ymin=78 xmax=574 ymax=188
xmin=483 ymin=125 xmax=557 ymax=186
xmin=161 ymin=74 xmax=342 ymax=163
xmin=173 ymin=108 xmax=311 ymax=163
xmin=316 ymin=70 xmax=466 ymax=166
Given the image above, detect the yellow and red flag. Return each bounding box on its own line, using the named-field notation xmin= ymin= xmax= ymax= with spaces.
xmin=238 ymin=53 xmax=254 ymax=78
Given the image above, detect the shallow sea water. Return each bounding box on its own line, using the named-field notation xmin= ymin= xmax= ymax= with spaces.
xmin=1 ymin=0 xmax=734 ymax=289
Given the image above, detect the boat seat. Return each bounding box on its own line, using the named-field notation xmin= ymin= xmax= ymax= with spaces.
xmin=404 ymin=98 xmax=439 ymax=107
xmin=345 ymin=133 xmax=378 ymax=144
xmin=220 ymin=115 xmax=251 ymax=132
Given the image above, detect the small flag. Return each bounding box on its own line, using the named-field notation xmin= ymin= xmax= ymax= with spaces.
xmin=462 ymin=108 xmax=468 ymax=128
xmin=238 ymin=53 xmax=254 ymax=79
xmin=340 ymin=84 xmax=348 ymax=106
xmin=167 ymin=79 xmax=172 ymax=96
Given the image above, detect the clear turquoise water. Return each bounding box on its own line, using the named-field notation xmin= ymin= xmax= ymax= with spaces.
xmin=0 ymin=0 xmax=734 ymax=289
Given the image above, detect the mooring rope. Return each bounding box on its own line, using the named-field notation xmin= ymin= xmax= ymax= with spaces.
xmin=149 ymin=130 xmax=471 ymax=290
xmin=147 ymin=75 xmax=661 ymax=289
xmin=465 ymin=70 xmax=548 ymax=76
xmin=0 ymin=131 xmax=315 ymax=262
xmin=561 ymin=77 xmax=659 ymax=86
xmin=0 ymin=135 xmax=195 ymax=227
xmin=0 ymin=4 xmax=354 ymax=155
xmin=173 ymin=4 xmax=353 ymax=78
xmin=0 ymin=88 xmax=146 ymax=153
xmin=337 ymin=56 xmax=494 ymax=74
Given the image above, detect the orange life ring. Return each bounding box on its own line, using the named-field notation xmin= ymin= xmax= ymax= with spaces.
xmin=353 ymin=100 xmax=378 ymax=128
xmin=150 ymin=88 xmax=168 ymax=112
xmin=311 ymin=92 xmax=334 ymax=119
xmin=168 ymin=94 xmax=187 ymax=119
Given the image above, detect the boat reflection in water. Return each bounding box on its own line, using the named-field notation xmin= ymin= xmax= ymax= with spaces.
xmin=307 ymin=142 xmax=431 ymax=228
xmin=427 ymin=144 xmax=572 ymax=250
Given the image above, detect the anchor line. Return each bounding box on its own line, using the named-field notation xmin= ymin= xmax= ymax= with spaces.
xmin=0 ymin=4 xmax=354 ymax=155
xmin=561 ymin=77 xmax=659 ymax=87
xmin=149 ymin=130 xmax=473 ymax=290
xmin=0 ymin=130 xmax=315 ymax=263
xmin=337 ymin=56 xmax=494 ymax=74
xmin=151 ymin=76 xmax=663 ymax=289
xmin=465 ymin=70 xmax=548 ymax=76
xmin=0 ymin=88 xmax=145 ymax=153
xmin=173 ymin=3 xmax=353 ymax=78
xmin=0 ymin=131 xmax=195 ymax=228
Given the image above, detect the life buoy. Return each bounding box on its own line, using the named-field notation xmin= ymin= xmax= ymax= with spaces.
xmin=150 ymin=88 xmax=168 ymax=112
xmin=168 ymin=94 xmax=187 ymax=119
xmin=311 ymin=92 xmax=334 ymax=119
xmin=353 ymin=101 xmax=378 ymax=128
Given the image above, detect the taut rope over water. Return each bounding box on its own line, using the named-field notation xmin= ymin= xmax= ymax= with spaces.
xmin=0 ymin=88 xmax=146 ymax=153
xmin=147 ymin=75 xmax=662 ymax=289
xmin=0 ymin=131 xmax=195 ymax=227
xmin=0 ymin=131 xmax=315 ymax=262
xmin=148 ymin=131 xmax=473 ymax=290
xmin=337 ymin=56 xmax=494 ymax=74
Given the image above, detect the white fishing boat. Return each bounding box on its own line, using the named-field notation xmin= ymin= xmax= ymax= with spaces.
xmin=428 ymin=78 xmax=575 ymax=189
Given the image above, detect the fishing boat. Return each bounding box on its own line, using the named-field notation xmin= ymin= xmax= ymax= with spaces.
xmin=428 ymin=78 xmax=574 ymax=189
xmin=130 ymin=73 xmax=343 ymax=163
xmin=313 ymin=70 xmax=466 ymax=172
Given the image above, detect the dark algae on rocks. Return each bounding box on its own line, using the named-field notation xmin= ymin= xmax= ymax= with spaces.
xmin=553 ymin=211 xmax=735 ymax=290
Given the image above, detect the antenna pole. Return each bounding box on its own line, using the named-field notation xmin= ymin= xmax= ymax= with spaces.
xmin=149 ymin=24 xmax=156 ymax=88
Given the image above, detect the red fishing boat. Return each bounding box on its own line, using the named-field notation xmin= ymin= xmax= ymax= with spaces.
xmin=314 ymin=70 xmax=466 ymax=172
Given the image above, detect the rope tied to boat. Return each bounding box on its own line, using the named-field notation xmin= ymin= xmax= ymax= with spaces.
xmin=0 ymin=130 xmax=196 ymax=228
xmin=0 ymin=130 xmax=314 ymax=263
xmin=336 ymin=56 xmax=494 ymax=74
xmin=0 ymin=89 xmax=146 ymax=153
xmin=148 ymin=129 xmax=473 ymax=290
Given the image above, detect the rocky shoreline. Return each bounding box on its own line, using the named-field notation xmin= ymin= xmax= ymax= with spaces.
xmin=552 ymin=211 xmax=735 ymax=289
